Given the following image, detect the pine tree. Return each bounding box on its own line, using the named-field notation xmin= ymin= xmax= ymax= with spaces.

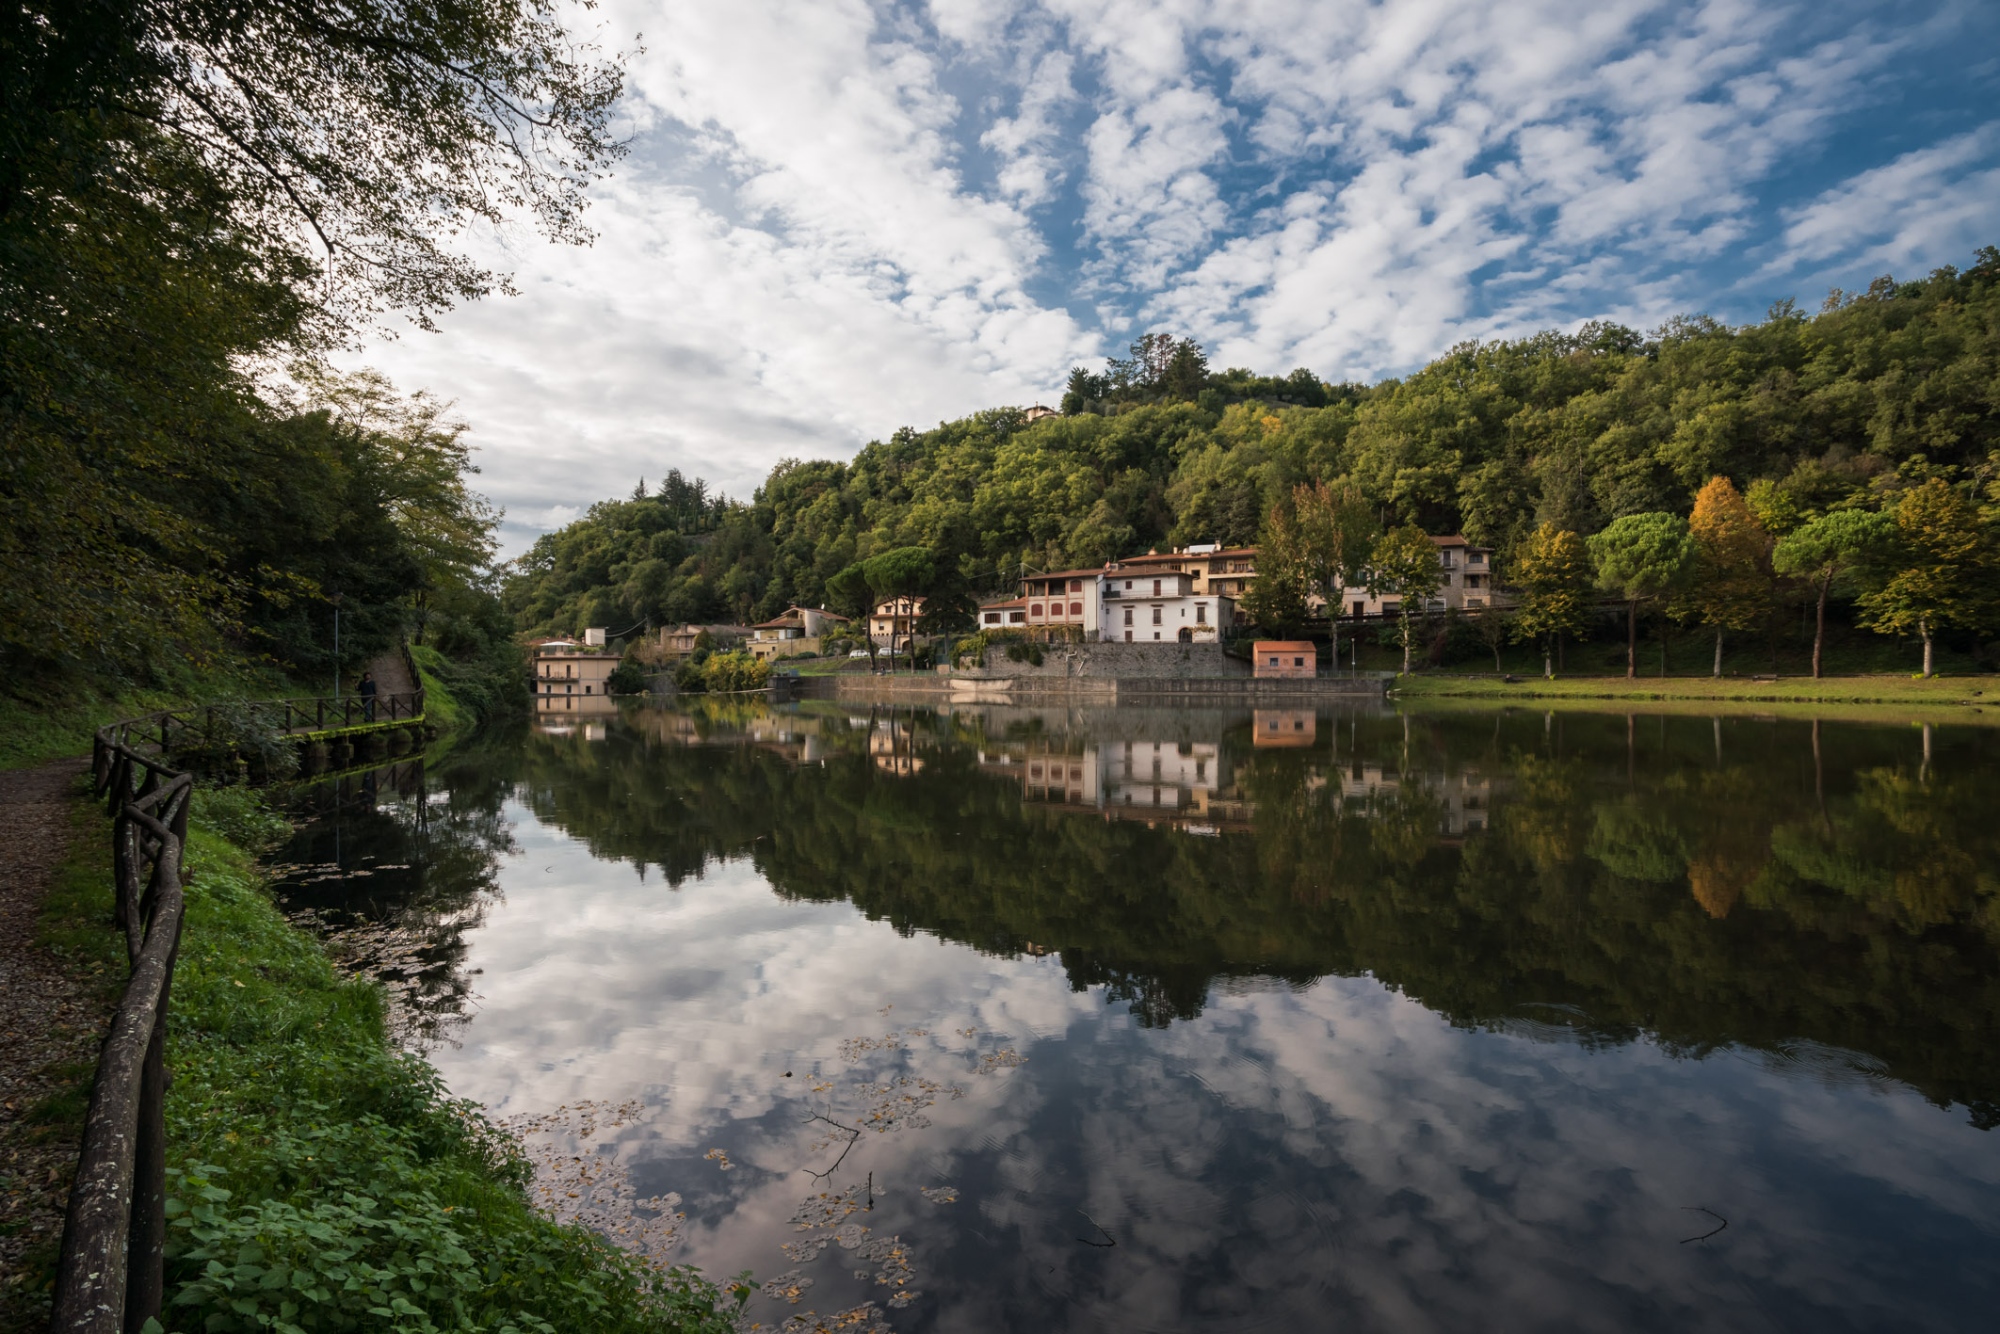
xmin=1590 ymin=512 xmax=1696 ymax=678
xmin=1772 ymin=508 xmax=1894 ymax=678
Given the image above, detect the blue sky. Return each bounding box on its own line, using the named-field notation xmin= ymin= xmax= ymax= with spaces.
xmin=349 ymin=0 xmax=2000 ymax=553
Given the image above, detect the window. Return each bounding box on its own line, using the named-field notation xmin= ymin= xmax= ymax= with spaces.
xmin=1267 ymin=656 xmax=1279 ymax=666
xmin=1151 ymin=606 xmax=1162 ymax=625
xmin=584 ymin=685 xmax=591 ymax=694
xmin=1124 ymin=630 xmax=1132 ymax=642
xmin=1294 ymin=657 xmax=1305 ymax=667
xmin=1009 ymin=612 xmax=1025 ymax=624
xmin=1123 ymin=607 xmax=1133 ymax=626
xmin=1070 ymin=602 xmax=1082 ymax=616
xmin=1069 ymin=579 xmax=1082 ymax=593
xmin=984 ymin=612 xmax=1000 ymax=624
xmin=1031 ymin=603 xmax=1043 ymax=617
xmin=1124 ymin=580 xmax=1133 ymax=590
xmin=1196 ymin=603 xmax=1207 ymax=623
xmin=1152 ymin=579 xmax=1162 ymax=596
xmin=1153 ymin=631 xmax=1161 ymax=640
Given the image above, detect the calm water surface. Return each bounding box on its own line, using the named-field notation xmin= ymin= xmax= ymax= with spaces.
xmin=276 ymin=700 xmax=2000 ymax=1333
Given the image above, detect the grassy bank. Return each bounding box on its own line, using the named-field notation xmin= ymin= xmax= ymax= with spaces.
xmin=1389 ymin=673 xmax=1994 ymax=707
xmin=0 ymin=661 xmax=296 ymax=772
xmin=35 ymin=788 xmax=745 ymax=1333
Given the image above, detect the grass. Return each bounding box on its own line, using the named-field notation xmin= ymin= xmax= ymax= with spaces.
xmin=1390 ymin=672 xmax=1995 ymax=709
xmin=33 ymin=786 xmax=748 ymax=1333
xmin=0 ymin=660 xmax=295 ymax=772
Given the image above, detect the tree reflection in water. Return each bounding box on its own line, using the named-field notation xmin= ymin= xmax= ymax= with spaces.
xmin=270 ymin=699 xmax=2000 ymax=1330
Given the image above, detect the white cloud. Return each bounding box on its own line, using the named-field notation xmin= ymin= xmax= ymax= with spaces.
xmin=1778 ymin=126 xmax=2000 ymax=279
xmin=343 ymin=0 xmax=1996 ymax=552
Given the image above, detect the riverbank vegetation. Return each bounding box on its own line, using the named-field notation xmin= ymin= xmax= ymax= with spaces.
xmin=504 ymin=250 xmax=2000 ymax=677
xmin=22 ymin=784 xmax=746 ymax=1331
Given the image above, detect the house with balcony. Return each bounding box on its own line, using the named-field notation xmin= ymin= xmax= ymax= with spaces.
xmin=976 ymin=568 xmax=1107 ymax=639
xmin=1101 ymin=562 xmax=1235 ymax=642
xmin=1334 ymin=536 xmax=1499 ymax=619
xmin=533 ymin=635 xmax=618 ymax=707
xmin=1111 ymin=544 xmax=1259 ymax=599
xmin=869 ymin=595 xmax=926 ymax=652
xmin=658 ymin=623 xmax=750 ymax=661
xmin=747 ymin=606 xmax=849 ymax=662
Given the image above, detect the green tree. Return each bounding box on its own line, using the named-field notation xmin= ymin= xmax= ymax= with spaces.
xmin=1675 ymin=476 xmax=1772 ymax=676
xmin=1590 ymin=512 xmax=1695 ymax=678
xmin=1367 ymin=526 xmax=1445 ymax=674
xmin=1292 ymin=481 xmax=1379 ymax=670
xmin=1510 ymin=523 xmax=1591 ymax=679
xmin=1241 ymin=510 xmax=1312 ymax=638
xmin=831 ymin=546 xmax=936 ymax=670
xmin=1772 ymin=509 xmax=1895 ymax=678
xmin=1856 ymin=479 xmax=1993 ymax=677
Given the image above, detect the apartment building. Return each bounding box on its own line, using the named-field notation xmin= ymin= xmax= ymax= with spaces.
xmin=533 ymin=636 xmax=617 ymax=702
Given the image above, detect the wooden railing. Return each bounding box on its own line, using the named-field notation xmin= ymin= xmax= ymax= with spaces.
xmin=53 ymin=688 xmax=421 ymax=1331
xmin=93 ymin=690 xmax=425 ymax=760
xmin=53 ymin=735 xmax=194 ymax=1334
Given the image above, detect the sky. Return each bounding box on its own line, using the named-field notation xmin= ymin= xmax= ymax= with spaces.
xmin=345 ymin=0 xmax=2000 ymax=555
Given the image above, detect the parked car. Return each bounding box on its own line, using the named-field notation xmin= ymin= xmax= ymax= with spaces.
xmin=849 ymin=648 xmax=873 ymax=659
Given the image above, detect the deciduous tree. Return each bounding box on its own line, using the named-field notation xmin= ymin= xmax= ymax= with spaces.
xmin=1510 ymin=524 xmax=1591 ymax=678
xmin=1367 ymin=527 xmax=1444 ymax=674
xmin=1675 ymin=476 xmax=1772 ymax=676
xmin=1292 ymin=481 xmax=1378 ymax=672
xmin=1242 ymin=505 xmax=1312 ymax=638
xmin=1856 ymin=480 xmax=1993 ymax=677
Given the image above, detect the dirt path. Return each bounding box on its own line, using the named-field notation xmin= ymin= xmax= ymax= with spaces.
xmin=0 ymin=758 xmax=106 ymax=1323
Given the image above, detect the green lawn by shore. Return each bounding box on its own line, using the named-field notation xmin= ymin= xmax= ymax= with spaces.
xmin=1389 ymin=673 xmax=1998 ymax=725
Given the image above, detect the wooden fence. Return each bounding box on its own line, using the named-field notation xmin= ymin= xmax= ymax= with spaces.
xmin=53 ymin=688 xmax=422 ymax=1332
xmin=53 ymin=733 xmax=193 ymax=1334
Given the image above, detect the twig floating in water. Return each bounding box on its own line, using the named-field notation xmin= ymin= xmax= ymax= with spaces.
xmin=1679 ymin=1206 xmax=1728 ymax=1244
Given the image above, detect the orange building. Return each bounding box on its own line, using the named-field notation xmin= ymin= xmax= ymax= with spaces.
xmin=1253 ymin=640 xmax=1317 ymax=678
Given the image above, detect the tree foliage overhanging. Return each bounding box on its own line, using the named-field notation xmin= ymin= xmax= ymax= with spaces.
xmin=1 ymin=0 xmax=624 ymax=700
xmin=506 ymin=251 xmax=2000 ymax=641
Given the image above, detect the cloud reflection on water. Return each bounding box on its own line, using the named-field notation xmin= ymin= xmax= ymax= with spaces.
xmin=424 ymin=787 xmax=2000 ymax=1332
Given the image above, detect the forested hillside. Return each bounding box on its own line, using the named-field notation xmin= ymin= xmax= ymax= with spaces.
xmin=505 ymin=251 xmax=2000 ymax=639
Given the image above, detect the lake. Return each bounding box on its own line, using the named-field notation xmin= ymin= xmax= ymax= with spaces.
xmin=274 ymin=699 xmax=2000 ymax=1333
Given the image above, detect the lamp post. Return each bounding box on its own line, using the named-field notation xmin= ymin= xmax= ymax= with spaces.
xmin=331 ymin=591 xmax=344 ymax=703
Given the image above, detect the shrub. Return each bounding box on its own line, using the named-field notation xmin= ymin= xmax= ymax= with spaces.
xmin=702 ymin=651 xmax=770 ymax=693
xmin=606 ymin=661 xmax=649 ymax=695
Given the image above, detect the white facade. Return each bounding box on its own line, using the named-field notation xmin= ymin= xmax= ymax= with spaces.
xmin=1101 ymin=567 xmax=1234 ymax=642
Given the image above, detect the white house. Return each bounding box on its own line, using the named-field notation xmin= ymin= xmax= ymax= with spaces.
xmin=1101 ymin=564 xmax=1236 ymax=642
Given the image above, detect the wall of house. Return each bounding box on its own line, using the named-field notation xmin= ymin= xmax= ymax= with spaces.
xmin=963 ymin=641 xmax=1250 ymax=679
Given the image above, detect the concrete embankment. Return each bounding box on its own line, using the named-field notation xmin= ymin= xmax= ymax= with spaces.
xmin=804 ymin=641 xmax=1389 ymax=706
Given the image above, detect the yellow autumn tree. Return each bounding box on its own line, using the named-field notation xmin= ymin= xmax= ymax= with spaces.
xmin=1675 ymin=476 xmax=1772 ymax=676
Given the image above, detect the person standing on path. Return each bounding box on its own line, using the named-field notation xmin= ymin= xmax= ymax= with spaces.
xmin=359 ymin=670 xmax=378 ymax=721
